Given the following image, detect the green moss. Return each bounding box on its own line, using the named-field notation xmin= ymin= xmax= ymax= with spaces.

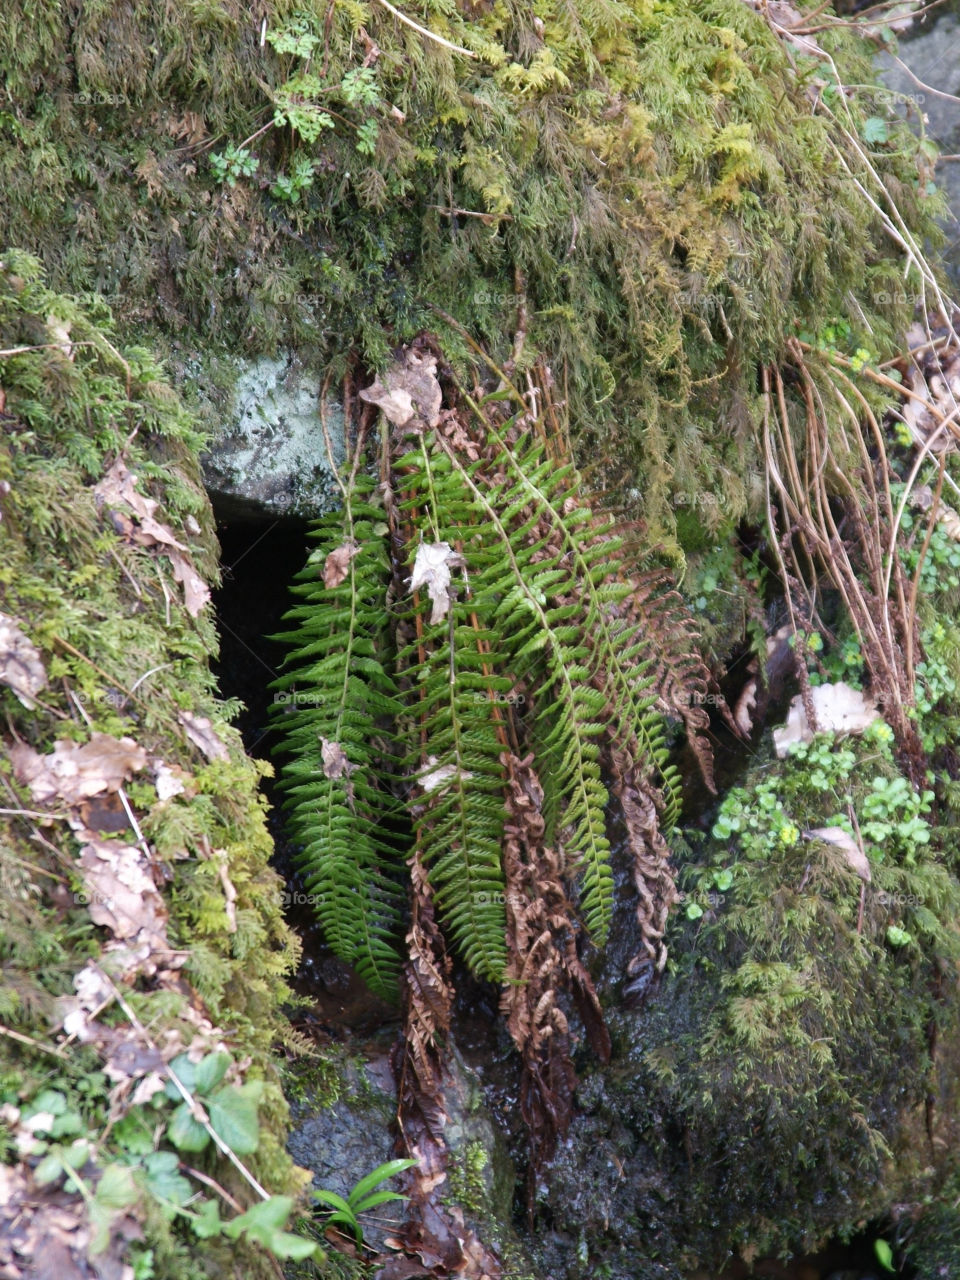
xmin=905 ymin=1203 xmax=960 ymax=1280
xmin=538 ymin=721 xmax=960 ymax=1274
xmin=445 ymin=1140 xmax=490 ymax=1216
xmin=0 ymin=251 xmax=326 ymax=1277
xmin=0 ymin=0 xmax=944 ymax=545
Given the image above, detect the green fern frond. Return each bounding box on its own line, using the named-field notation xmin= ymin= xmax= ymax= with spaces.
xmin=427 ymin=423 xmax=617 ymax=944
xmin=393 ymin=439 xmax=510 ymax=982
xmin=270 ymin=475 xmax=406 ymax=1000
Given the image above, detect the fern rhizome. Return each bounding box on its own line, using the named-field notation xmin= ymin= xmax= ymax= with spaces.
xmin=271 ymin=342 xmax=714 ymax=1183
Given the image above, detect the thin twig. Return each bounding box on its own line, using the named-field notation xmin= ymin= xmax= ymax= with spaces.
xmin=372 ymin=0 xmax=476 ymax=56
xmin=0 ymin=1023 xmax=65 ymax=1057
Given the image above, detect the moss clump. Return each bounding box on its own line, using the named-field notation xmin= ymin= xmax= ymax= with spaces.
xmin=0 ymin=250 xmax=322 ymax=1277
xmin=0 ymin=0 xmax=945 ymax=543
xmin=538 ymin=722 xmax=960 ymax=1276
xmin=904 ymin=1203 xmax=960 ymax=1280
xmin=445 ymin=1140 xmax=490 ymax=1217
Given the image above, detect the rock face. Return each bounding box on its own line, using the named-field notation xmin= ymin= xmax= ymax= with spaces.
xmin=877 ymin=16 xmax=960 ymax=282
xmin=198 ymin=352 xmax=346 ymax=520
xmin=286 ymin=1037 xmax=535 ymax=1269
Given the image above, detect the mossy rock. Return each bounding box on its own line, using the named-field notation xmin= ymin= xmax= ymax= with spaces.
xmin=905 ymin=1202 xmax=960 ymax=1280
xmin=533 ymin=729 xmax=960 ymax=1277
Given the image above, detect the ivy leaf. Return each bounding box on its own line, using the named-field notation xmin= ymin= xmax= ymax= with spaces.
xmin=143 ymin=1151 xmax=192 ymax=1207
xmin=167 ymin=1102 xmax=211 ymax=1152
xmin=208 ymin=1082 xmax=262 ymax=1155
xmin=862 ymin=117 xmax=889 ymax=144
xmin=224 ymin=1194 xmax=318 ymax=1259
xmin=192 ymin=1197 xmax=224 ymax=1239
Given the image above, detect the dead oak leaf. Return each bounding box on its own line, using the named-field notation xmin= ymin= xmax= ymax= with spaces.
xmin=323 ymin=540 xmax=360 ymax=588
xmin=0 ymin=613 xmax=47 ymax=709
xmin=11 ymin=733 xmax=146 ymax=806
xmin=358 ymin=349 xmax=442 ymax=428
xmin=417 ymin=758 xmax=472 ymax=794
xmin=79 ymin=838 xmax=170 ymax=950
xmin=320 ymin=737 xmax=355 ymax=779
xmin=178 ymin=712 xmax=229 ymax=762
xmin=409 ymin=542 xmax=465 ymax=625
xmin=94 ymin=458 xmax=210 ymax=618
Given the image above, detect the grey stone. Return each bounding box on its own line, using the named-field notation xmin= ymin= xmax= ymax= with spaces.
xmin=197 ymin=352 xmax=346 ymax=521
xmin=876 ymin=13 xmax=960 ymax=281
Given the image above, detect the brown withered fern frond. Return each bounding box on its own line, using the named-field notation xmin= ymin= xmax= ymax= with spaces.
xmin=608 ymin=744 xmax=681 ymax=979
xmin=388 ymin=847 xmax=502 ymax=1280
xmin=499 ymin=751 xmax=611 ymax=1214
xmin=762 ymin=346 xmax=926 ymax=779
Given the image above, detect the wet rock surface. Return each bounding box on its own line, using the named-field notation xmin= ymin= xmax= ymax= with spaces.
xmin=877 ymin=8 xmax=960 ymax=281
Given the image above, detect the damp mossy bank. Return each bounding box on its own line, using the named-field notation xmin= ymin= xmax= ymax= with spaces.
xmin=0 ymin=252 xmax=327 ymax=1278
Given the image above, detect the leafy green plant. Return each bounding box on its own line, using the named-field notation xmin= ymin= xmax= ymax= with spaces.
xmin=4 ymin=1051 xmax=318 ymax=1265
xmin=209 ymin=144 xmax=259 ymax=187
xmin=312 ymin=1158 xmax=416 ymax=1243
xmin=270 ymin=154 xmax=320 ymax=205
xmin=272 ymin=387 xmax=707 ymax=989
xmin=272 ymin=362 xmax=714 ymax=1175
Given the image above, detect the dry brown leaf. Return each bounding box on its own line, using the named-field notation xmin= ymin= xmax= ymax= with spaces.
xmin=11 ymin=733 xmax=147 ymax=806
xmin=805 ymin=826 xmax=872 ymax=882
xmin=46 ymin=314 xmax=74 ymax=360
xmin=178 ymin=712 xmax=229 ymax=761
xmin=215 ymin=852 xmax=238 ymax=934
xmin=0 ymin=613 xmax=47 ymax=709
xmin=911 ymin=485 xmax=960 ymax=541
xmin=320 ymin=737 xmax=354 ymax=779
xmin=153 ymin=762 xmax=186 ymax=801
xmin=79 ymin=838 xmax=169 ymax=948
xmin=93 ymin=458 xmax=210 ymax=617
xmin=358 ymin=348 xmax=442 ymax=428
xmin=409 ymin=542 xmax=466 ymax=625
xmin=135 ymin=151 xmax=166 ymax=198
xmin=78 ymin=792 xmax=133 ymax=835
xmin=417 ymin=757 xmax=471 ymax=794
xmin=323 ymin=540 xmax=360 ymax=588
